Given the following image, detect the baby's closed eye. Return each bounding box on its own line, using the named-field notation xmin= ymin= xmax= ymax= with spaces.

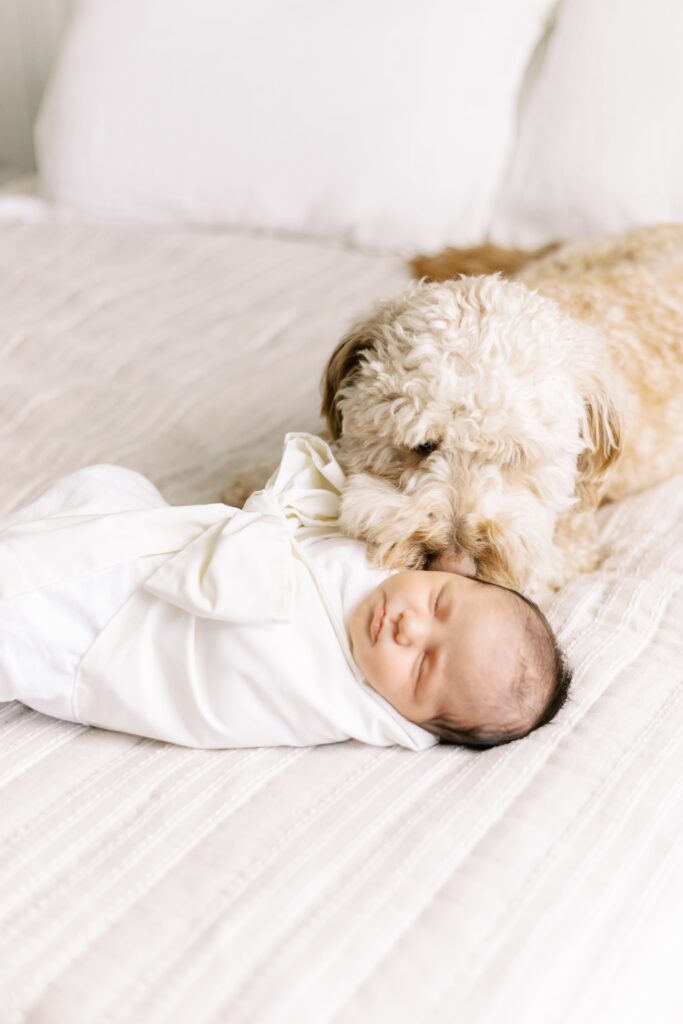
xmin=417 ymin=650 xmax=436 ymax=686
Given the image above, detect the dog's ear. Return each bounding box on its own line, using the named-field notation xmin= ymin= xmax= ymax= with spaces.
xmin=576 ymin=378 xmax=622 ymax=508
xmin=320 ymin=323 xmax=377 ymax=439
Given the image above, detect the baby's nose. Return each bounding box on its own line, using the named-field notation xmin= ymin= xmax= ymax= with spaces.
xmin=395 ymin=609 xmax=427 ymax=646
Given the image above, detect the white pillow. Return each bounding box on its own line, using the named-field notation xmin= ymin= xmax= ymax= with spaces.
xmin=36 ymin=0 xmax=554 ymax=251
xmin=490 ymin=0 xmax=683 ymax=247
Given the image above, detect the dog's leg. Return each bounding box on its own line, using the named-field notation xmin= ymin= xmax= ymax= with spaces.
xmin=410 ymin=242 xmax=560 ymax=282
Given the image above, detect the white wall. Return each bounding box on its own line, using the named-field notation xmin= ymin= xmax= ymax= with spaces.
xmin=0 ymin=0 xmax=78 ymax=173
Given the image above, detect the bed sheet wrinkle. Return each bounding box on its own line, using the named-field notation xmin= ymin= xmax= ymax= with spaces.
xmin=527 ymin=717 xmax=683 ymax=1024
xmin=0 ymin=741 xmax=187 ymax=917
xmin=170 ymin=752 xmax=455 ymax=1019
xmin=220 ymin=739 xmax=559 ymax=1024
xmin=153 ymin=749 xmax=465 ymax=1024
xmin=0 ymin=701 xmax=37 ymax=729
xmin=0 ymin=736 xmax=159 ymax=864
xmin=1 ymin=213 xmax=682 ymax=1023
xmin=446 ymin=673 xmax=683 ymax=1021
xmin=1 ymin=744 xmax=230 ymax=948
xmin=0 ymin=229 xmax=80 ymax=293
xmin=0 ymin=717 xmax=86 ymax=789
xmin=468 ymin=729 xmax=683 ymax=1024
xmin=566 ymin=821 xmax=683 ymax=1024
xmin=3 ymin=747 xmax=309 ymax=1021
xmin=103 ymin=746 xmax=417 ymax=1022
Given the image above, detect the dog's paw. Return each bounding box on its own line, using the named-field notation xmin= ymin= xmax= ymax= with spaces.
xmin=366 ymin=539 xmax=427 ymax=571
xmin=552 ymin=509 xmax=602 ymax=586
xmin=221 ymin=461 xmax=276 ymax=508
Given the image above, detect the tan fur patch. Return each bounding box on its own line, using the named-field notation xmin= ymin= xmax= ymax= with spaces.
xmin=410 ymin=242 xmax=560 ymax=281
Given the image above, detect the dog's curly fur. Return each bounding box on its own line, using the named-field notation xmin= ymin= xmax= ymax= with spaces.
xmin=322 ymin=225 xmax=683 ymax=596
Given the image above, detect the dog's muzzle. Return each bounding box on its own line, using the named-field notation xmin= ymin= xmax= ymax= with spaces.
xmin=426 ymin=551 xmax=478 ymax=577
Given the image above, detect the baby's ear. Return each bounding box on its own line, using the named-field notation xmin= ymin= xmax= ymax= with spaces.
xmin=576 ymin=376 xmax=622 ymax=509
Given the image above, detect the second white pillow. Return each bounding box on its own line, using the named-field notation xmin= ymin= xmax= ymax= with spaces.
xmin=490 ymin=0 xmax=683 ymax=247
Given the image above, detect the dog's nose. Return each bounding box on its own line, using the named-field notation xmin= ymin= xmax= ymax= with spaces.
xmin=427 ymin=551 xmax=478 ymax=577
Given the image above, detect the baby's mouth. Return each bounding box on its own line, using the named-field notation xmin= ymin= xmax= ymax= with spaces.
xmin=370 ymin=595 xmax=386 ymax=644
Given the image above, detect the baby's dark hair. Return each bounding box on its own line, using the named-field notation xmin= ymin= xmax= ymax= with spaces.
xmin=423 ymin=585 xmax=572 ymax=750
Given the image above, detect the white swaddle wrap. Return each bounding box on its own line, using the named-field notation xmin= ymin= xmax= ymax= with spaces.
xmin=0 ymin=434 xmax=436 ymax=750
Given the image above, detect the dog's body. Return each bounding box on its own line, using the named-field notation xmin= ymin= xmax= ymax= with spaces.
xmin=322 ymin=225 xmax=683 ymax=596
xmin=412 ymin=226 xmax=683 ymax=505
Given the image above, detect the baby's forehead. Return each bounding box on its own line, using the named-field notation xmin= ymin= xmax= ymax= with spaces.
xmin=447 ymin=585 xmax=544 ymax=722
xmin=474 ymin=577 xmax=528 ymax=616
xmin=456 ymin=581 xmax=534 ymax=669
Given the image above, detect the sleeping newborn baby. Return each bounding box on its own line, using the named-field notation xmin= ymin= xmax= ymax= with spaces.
xmin=0 ymin=434 xmax=571 ymax=751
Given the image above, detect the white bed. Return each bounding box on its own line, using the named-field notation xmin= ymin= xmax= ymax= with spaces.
xmin=0 ymin=190 xmax=682 ymax=1024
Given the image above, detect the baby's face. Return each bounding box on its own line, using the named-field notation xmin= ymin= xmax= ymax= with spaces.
xmin=349 ymin=570 xmax=528 ymax=732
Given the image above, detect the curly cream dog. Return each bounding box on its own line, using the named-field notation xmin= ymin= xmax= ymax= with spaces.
xmin=321 ymin=225 xmax=683 ymax=596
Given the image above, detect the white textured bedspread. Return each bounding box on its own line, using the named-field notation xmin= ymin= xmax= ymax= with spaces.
xmin=0 ymin=216 xmax=681 ymax=1024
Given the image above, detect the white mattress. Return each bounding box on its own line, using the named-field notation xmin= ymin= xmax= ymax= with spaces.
xmin=0 ymin=199 xmax=681 ymax=1023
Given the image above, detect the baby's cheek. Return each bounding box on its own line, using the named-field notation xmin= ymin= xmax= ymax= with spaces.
xmin=374 ymin=649 xmax=410 ymax=701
